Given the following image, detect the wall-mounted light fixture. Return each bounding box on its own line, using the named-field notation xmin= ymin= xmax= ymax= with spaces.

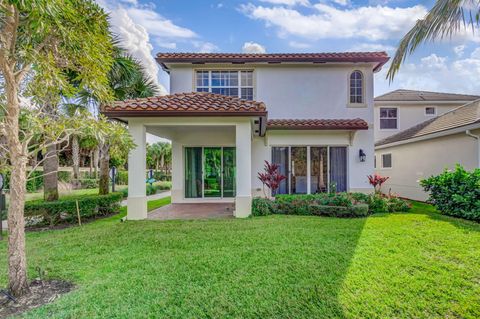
xmin=359 ymin=149 xmax=366 ymax=162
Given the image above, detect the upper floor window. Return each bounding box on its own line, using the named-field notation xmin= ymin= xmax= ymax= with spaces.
xmin=349 ymin=70 xmax=364 ymax=104
xmin=425 ymin=106 xmax=436 ymax=116
xmin=196 ymin=70 xmax=254 ymax=100
xmin=379 ymin=107 xmax=398 ymax=129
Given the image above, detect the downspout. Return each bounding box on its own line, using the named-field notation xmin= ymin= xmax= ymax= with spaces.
xmin=466 ymin=130 xmax=480 ymax=168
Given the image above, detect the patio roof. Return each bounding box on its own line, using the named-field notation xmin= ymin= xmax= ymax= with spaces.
xmin=267 ymin=118 xmax=369 ymax=130
xmin=101 ymin=92 xmax=267 ymax=117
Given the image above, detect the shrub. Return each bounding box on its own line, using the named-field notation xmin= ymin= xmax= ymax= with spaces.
xmin=24 ymin=192 xmax=123 ymax=227
xmin=116 ymin=171 xmax=128 ymax=185
xmin=421 ymin=165 xmax=480 ymax=221
xmin=252 ymin=197 xmax=274 ymax=216
xmin=251 ymin=192 xmax=410 ymax=217
xmin=120 ymin=181 xmax=171 ymax=198
xmin=79 ymin=178 xmax=99 ymax=189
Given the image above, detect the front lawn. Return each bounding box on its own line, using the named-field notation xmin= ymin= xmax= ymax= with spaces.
xmin=0 ymin=201 xmax=479 ymax=318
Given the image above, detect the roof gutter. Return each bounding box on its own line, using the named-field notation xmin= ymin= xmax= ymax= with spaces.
xmin=466 ymin=130 xmax=480 ymax=168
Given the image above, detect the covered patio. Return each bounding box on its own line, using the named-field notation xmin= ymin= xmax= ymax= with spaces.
xmin=101 ymin=92 xmax=267 ymax=220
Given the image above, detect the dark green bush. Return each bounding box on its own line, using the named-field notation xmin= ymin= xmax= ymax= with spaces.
xmin=79 ymin=178 xmax=99 ymax=189
xmin=251 ymin=192 xmax=410 ymax=217
xmin=2 ymin=171 xmax=44 ymax=193
xmin=421 ymin=165 xmax=480 ymax=221
xmin=24 ymin=192 xmax=123 ymax=227
xmin=252 ymin=197 xmax=273 ymax=216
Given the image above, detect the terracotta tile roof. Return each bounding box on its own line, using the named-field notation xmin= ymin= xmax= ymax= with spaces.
xmin=101 ymin=92 xmax=267 ymax=117
xmin=376 ymin=99 xmax=480 ymax=147
xmin=267 ymin=119 xmax=369 ymax=130
xmin=375 ymin=89 xmax=480 ymax=102
xmin=156 ymin=52 xmax=389 ymax=72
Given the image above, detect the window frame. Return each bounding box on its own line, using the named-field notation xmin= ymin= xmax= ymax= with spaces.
xmin=381 ymin=153 xmax=392 ymax=169
xmin=194 ymin=69 xmax=255 ymax=100
xmin=379 ymin=107 xmax=399 ymax=131
xmin=425 ymin=106 xmax=437 ymax=116
xmin=347 ymin=70 xmax=366 ymax=107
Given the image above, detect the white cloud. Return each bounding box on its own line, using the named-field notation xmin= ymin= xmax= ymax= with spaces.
xmin=332 ymin=0 xmax=349 ymax=6
xmin=125 ymin=7 xmax=196 ymax=39
xmin=376 ymin=50 xmax=480 ymax=95
xmin=108 ymin=7 xmax=167 ymax=94
xmin=156 ymin=41 xmax=177 ymax=49
xmin=288 ymin=41 xmax=311 ymax=49
xmin=193 ymin=41 xmax=219 ymax=53
xmin=348 ymin=43 xmax=395 ymax=53
xmin=454 ymin=45 xmax=466 ymax=57
xmin=259 ymin=0 xmax=310 ymax=6
xmin=242 ymin=41 xmax=267 ymax=53
xmin=241 ymin=3 xmax=427 ymax=41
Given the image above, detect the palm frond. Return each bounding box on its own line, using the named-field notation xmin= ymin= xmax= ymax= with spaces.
xmin=387 ymin=0 xmax=475 ymax=81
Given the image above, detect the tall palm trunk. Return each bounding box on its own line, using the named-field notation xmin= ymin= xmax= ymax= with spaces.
xmin=43 ymin=142 xmax=59 ymax=201
xmin=99 ymin=142 xmax=110 ymax=195
xmin=89 ymin=150 xmax=93 ymax=177
xmin=4 ymin=71 xmax=30 ymax=296
xmin=72 ymin=135 xmax=80 ymax=180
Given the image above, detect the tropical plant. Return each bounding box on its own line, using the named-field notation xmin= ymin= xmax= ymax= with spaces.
xmin=367 ymin=174 xmax=390 ymax=193
xmin=0 ymin=0 xmax=114 ymax=296
xmin=147 ymin=142 xmax=172 ymax=173
xmin=387 ymin=0 xmax=477 ymax=80
xmin=257 ymin=161 xmax=287 ymax=197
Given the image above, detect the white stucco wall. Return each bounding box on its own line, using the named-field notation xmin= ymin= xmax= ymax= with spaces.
xmin=169 ymin=64 xmax=374 ymax=122
xmin=374 ymin=103 xmax=463 ymax=141
xmin=375 ymin=129 xmax=480 ymax=201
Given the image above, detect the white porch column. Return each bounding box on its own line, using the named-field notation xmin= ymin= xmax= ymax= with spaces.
xmin=235 ymin=121 xmax=252 ymax=218
xmin=127 ymin=121 xmax=147 ymax=220
xmin=171 ymin=141 xmax=183 ymax=203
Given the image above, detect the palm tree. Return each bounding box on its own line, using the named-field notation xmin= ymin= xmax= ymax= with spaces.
xmin=387 ymin=0 xmax=476 ymax=80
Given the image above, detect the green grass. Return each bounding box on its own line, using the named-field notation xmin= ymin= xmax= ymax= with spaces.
xmin=1 ymin=201 xmax=480 ymax=318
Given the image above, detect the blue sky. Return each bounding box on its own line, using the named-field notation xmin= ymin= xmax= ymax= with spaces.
xmin=99 ymin=0 xmax=480 ymax=96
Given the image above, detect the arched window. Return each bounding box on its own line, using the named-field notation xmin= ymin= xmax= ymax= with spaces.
xmin=349 ymin=71 xmax=363 ymax=104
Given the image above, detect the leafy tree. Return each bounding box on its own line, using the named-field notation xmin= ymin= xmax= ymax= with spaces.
xmin=147 ymin=142 xmax=171 ymax=173
xmin=0 ymin=0 xmax=113 ymax=296
xmin=388 ymin=0 xmax=476 ymax=79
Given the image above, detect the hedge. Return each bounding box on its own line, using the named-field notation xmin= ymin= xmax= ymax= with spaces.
xmin=421 ymin=165 xmax=480 ymax=221
xmin=252 ymin=192 xmax=410 ymax=217
xmin=24 ymin=192 xmax=123 ymax=227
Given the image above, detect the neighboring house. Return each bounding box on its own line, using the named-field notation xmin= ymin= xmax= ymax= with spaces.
xmin=375 ymin=100 xmax=480 ymax=201
xmin=102 ymin=52 xmax=389 ymax=219
xmin=374 ymin=89 xmax=480 ymax=142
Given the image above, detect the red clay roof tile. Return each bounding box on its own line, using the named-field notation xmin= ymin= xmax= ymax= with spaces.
xmin=101 ymin=92 xmax=267 ymax=117
xmin=267 ymin=119 xmax=369 ymax=130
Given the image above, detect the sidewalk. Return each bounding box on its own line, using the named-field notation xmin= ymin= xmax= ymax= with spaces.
xmin=121 ymin=190 xmax=171 ymax=207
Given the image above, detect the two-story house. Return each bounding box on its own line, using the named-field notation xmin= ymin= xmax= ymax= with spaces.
xmin=102 ymin=52 xmax=389 ymax=219
xmin=374 ymin=89 xmax=479 ymax=142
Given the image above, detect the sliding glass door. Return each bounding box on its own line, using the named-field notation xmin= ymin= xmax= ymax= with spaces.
xmin=185 ymin=147 xmax=236 ymax=198
xmin=272 ymin=146 xmax=348 ymax=194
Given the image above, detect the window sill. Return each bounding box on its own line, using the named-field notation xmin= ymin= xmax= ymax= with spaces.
xmin=347 ymin=103 xmax=367 ymax=108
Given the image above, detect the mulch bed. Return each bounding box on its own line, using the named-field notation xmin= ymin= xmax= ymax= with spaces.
xmin=0 ymin=280 xmax=74 ymax=318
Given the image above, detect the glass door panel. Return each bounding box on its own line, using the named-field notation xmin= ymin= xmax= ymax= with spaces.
xmin=330 ymin=147 xmax=347 ymax=192
xmin=204 ymin=147 xmax=222 ymax=197
xmin=272 ymin=147 xmax=289 ymax=195
xmin=185 ymin=147 xmax=202 ymax=198
xmin=222 ymin=147 xmax=236 ymax=197
xmin=311 ymin=147 xmax=328 ymax=193
xmin=291 ymin=147 xmax=307 ymax=194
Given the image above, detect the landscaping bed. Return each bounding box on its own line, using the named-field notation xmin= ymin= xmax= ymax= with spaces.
xmin=252 ymin=192 xmax=410 ymax=217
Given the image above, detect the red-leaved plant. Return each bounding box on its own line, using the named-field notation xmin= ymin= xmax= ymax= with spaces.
xmin=258 ymin=160 xmax=287 ymax=197
xmin=367 ymin=173 xmax=389 ymax=193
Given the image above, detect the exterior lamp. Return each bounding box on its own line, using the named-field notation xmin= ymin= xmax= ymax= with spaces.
xmin=359 ymin=149 xmax=366 ymax=162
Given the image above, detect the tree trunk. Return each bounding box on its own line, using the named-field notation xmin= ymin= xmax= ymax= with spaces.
xmin=43 ymin=142 xmax=59 ymax=201
xmin=89 ymin=150 xmax=93 ymax=177
xmin=72 ymin=135 xmax=80 ymax=180
xmin=98 ymin=143 xmax=110 ymax=195
xmin=3 ymin=67 xmax=30 ymax=296
xmin=93 ymin=147 xmax=99 ymax=179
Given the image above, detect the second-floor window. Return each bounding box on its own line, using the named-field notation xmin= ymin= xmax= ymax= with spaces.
xmin=349 ymin=70 xmax=364 ymax=104
xmin=196 ymin=70 xmax=254 ymax=100
xmin=379 ymin=107 xmax=398 ymax=129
